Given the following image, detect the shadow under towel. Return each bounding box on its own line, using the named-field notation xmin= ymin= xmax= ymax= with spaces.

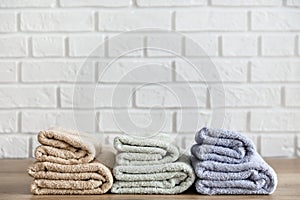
xmin=114 ymin=134 xmax=180 ymax=165
xmin=111 ymin=155 xmax=195 ymax=194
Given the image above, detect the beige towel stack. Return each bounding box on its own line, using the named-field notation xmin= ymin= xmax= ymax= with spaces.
xmin=28 ymin=128 xmax=114 ymax=195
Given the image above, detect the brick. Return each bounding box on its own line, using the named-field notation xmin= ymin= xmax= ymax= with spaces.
xmin=185 ymin=34 xmax=218 ymax=57
xmin=211 ymin=0 xmax=281 ymax=6
xmin=98 ymin=110 xmax=173 ymax=133
xmin=137 ymin=0 xmax=206 ymax=6
xmin=60 ymin=0 xmax=130 ymax=7
xmin=251 ymin=111 xmax=300 ymax=131
xmin=252 ymin=11 xmax=300 ymax=31
xmin=108 ymin=35 xmax=144 ymax=57
xmin=146 ymin=34 xmax=182 ymax=57
xmin=176 ymin=11 xmax=247 ymax=31
xmin=98 ymin=11 xmax=172 ymax=31
xmin=287 ymin=0 xmax=300 ymax=6
xmin=175 ymin=59 xmax=248 ymax=82
xmin=0 ymin=62 xmax=17 ymax=82
xmin=22 ymin=111 xmax=96 ymax=133
xmin=222 ymin=111 xmax=248 ymax=131
xmin=32 ymin=36 xmax=64 ymax=57
xmin=222 ymin=35 xmax=257 ymax=56
xmin=21 ymin=61 xmax=94 ymax=82
xmin=0 ymin=86 xmax=56 ymax=108
xmin=0 ymin=135 xmax=29 ymax=158
xmin=136 ymin=84 xmax=207 ymax=108
xmin=97 ymin=60 xmax=172 ymax=83
xmin=0 ymin=36 xmax=26 ymax=57
xmin=69 ymin=35 xmax=105 ymax=57
xmin=21 ymin=11 xmax=94 ymax=31
xmin=210 ymin=85 xmax=280 ymax=107
xmin=262 ymin=35 xmax=295 ymax=56
xmin=285 ymin=87 xmax=300 ymax=107
xmin=297 ymin=135 xmax=300 ymax=157
xmin=251 ymin=60 xmax=300 ymax=82
xmin=0 ymin=112 xmax=17 ymax=133
xmin=176 ymin=111 xmax=211 ymax=132
xmin=0 ymin=0 xmax=56 ymax=7
xmin=0 ymin=12 xmax=17 ymax=32
xmin=261 ymin=135 xmax=295 ymax=157
xmin=60 ymin=85 xmax=133 ymax=108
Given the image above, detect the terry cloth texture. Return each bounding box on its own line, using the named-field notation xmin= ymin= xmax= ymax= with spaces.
xmin=28 ymin=128 xmax=114 ymax=195
xmin=114 ymin=134 xmax=180 ymax=165
xmin=191 ymin=127 xmax=277 ymax=195
xmin=112 ymin=134 xmax=195 ymax=194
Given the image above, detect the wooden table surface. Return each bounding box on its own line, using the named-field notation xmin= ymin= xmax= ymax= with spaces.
xmin=0 ymin=159 xmax=299 ymax=200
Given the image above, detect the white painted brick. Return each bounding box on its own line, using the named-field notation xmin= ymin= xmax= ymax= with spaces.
xmin=60 ymin=85 xmax=132 ymax=108
xmin=32 ymin=36 xmax=64 ymax=57
xmin=176 ymin=11 xmax=247 ymax=31
xmin=60 ymin=0 xmax=130 ymax=7
xmin=0 ymin=62 xmax=17 ymax=82
xmin=108 ymin=35 xmax=144 ymax=57
xmin=69 ymin=35 xmax=105 ymax=57
xmin=251 ymin=111 xmax=300 ymax=131
xmin=287 ymin=0 xmax=300 ymax=6
xmin=211 ymin=0 xmax=281 ymax=6
xmin=146 ymin=34 xmax=182 ymax=57
xmin=175 ymin=59 xmax=248 ymax=82
xmin=136 ymin=84 xmax=207 ymax=108
xmin=97 ymin=60 xmax=172 ymax=83
xmin=221 ymin=111 xmax=248 ymax=131
xmin=185 ymin=34 xmax=218 ymax=57
xmin=252 ymin=11 xmax=300 ymax=31
xmin=262 ymin=35 xmax=295 ymax=56
xmin=0 ymin=12 xmax=17 ymax=32
xmin=251 ymin=60 xmax=300 ymax=82
xmin=0 ymin=86 xmax=56 ymax=108
xmin=0 ymin=36 xmax=26 ymax=57
xmin=261 ymin=135 xmax=295 ymax=157
xmin=21 ymin=11 xmax=94 ymax=31
xmin=0 ymin=0 xmax=56 ymax=7
xmin=297 ymin=135 xmax=300 ymax=157
xmin=31 ymin=135 xmax=40 ymax=157
xmin=98 ymin=11 xmax=172 ymax=31
xmin=22 ymin=61 xmax=94 ymax=82
xmin=0 ymin=135 xmax=29 ymax=158
xmin=0 ymin=112 xmax=17 ymax=133
xmin=285 ymin=87 xmax=300 ymax=107
xmin=98 ymin=110 xmax=173 ymax=133
xmin=210 ymin=85 xmax=280 ymax=107
xmin=222 ymin=35 xmax=257 ymax=56
xmin=137 ymin=0 xmax=206 ymax=7
xmin=176 ymin=110 xmax=211 ymax=132
xmin=22 ymin=111 xmax=96 ymax=133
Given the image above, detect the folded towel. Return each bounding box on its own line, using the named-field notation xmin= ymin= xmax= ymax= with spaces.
xmin=114 ymin=134 xmax=180 ymax=165
xmin=111 ymin=155 xmax=195 ymax=194
xmin=35 ymin=127 xmax=102 ymax=165
xmin=191 ymin=153 xmax=277 ymax=195
xmin=28 ymin=128 xmax=115 ymax=195
xmin=191 ymin=127 xmax=277 ymax=195
xmin=191 ymin=127 xmax=256 ymax=164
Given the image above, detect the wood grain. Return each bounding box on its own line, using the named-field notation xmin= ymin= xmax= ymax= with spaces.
xmin=0 ymin=159 xmax=299 ymax=200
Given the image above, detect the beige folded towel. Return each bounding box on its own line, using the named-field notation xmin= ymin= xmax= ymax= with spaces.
xmin=35 ymin=127 xmax=102 ymax=165
xmin=28 ymin=128 xmax=115 ymax=195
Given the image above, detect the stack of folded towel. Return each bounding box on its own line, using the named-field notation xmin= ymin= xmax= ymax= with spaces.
xmin=28 ymin=128 xmax=114 ymax=195
xmin=191 ymin=127 xmax=277 ymax=195
xmin=111 ymin=134 xmax=195 ymax=194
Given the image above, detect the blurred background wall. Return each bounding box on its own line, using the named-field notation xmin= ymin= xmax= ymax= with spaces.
xmin=0 ymin=0 xmax=299 ymax=158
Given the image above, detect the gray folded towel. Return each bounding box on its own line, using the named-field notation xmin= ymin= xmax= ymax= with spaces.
xmin=114 ymin=134 xmax=180 ymax=165
xmin=191 ymin=127 xmax=277 ymax=195
xmin=111 ymin=155 xmax=195 ymax=194
xmin=191 ymin=127 xmax=256 ymax=164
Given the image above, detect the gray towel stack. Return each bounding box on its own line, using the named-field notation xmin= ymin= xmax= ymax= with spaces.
xmin=111 ymin=134 xmax=195 ymax=194
xmin=191 ymin=127 xmax=278 ymax=195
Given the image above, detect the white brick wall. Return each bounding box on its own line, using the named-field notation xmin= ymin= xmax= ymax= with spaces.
xmin=0 ymin=0 xmax=299 ymax=158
